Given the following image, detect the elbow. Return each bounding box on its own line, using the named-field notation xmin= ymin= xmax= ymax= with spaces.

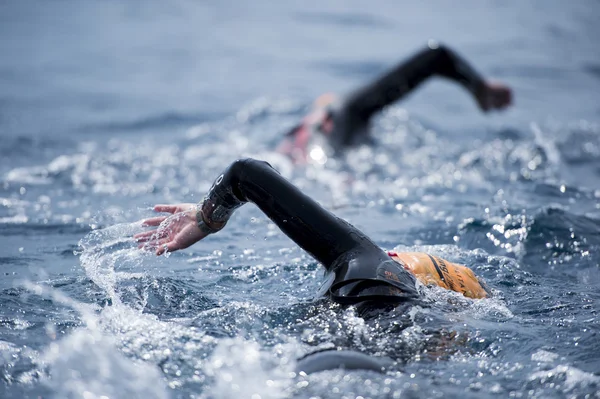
xmin=227 ymin=158 xmax=276 ymax=188
xmin=426 ymin=40 xmax=451 ymax=56
xmin=228 ymin=158 xmax=271 ymax=177
xmin=423 ymin=40 xmax=457 ymax=67
xmin=228 ymin=158 xmax=252 ymax=178
xmin=223 ymin=158 xmax=277 ymax=203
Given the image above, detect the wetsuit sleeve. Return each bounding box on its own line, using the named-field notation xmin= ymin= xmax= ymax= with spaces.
xmin=340 ymin=43 xmax=486 ymax=127
xmin=199 ymin=158 xmax=382 ymax=270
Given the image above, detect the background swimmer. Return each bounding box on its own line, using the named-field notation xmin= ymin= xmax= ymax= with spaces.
xmin=278 ymin=42 xmax=512 ymax=162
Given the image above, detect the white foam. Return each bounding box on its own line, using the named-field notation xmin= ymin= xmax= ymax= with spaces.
xmin=42 ymin=328 xmax=169 ymax=399
xmin=528 ymin=364 xmax=600 ymax=393
xmin=531 ymin=349 xmax=559 ymax=363
xmin=202 ymin=337 xmax=296 ymax=399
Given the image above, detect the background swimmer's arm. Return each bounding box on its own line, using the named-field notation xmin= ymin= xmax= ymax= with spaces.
xmin=200 ymin=158 xmax=383 ymax=270
xmin=340 ymin=43 xmax=512 ymax=134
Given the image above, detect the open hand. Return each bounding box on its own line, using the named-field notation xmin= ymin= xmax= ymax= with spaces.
xmin=477 ymin=81 xmax=512 ymax=112
xmin=134 ymin=203 xmax=208 ymax=255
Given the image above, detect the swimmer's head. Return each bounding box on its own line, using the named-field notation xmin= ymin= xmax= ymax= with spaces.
xmin=388 ymin=251 xmax=489 ymax=299
xmin=313 ymin=92 xmax=337 ymax=109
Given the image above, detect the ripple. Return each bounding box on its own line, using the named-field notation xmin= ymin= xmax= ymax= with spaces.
xmin=78 ymin=111 xmax=226 ymax=133
xmin=293 ymin=11 xmax=392 ymax=28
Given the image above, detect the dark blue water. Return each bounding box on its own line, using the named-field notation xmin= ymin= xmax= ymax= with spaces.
xmin=1 ymin=1 xmax=599 ymax=398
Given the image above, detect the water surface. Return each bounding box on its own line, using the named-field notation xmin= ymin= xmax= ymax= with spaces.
xmin=1 ymin=1 xmax=599 ymax=398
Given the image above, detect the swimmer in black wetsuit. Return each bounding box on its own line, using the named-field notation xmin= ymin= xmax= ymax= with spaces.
xmin=278 ymin=42 xmax=512 ymax=162
xmin=134 ymin=158 xmax=491 ymax=373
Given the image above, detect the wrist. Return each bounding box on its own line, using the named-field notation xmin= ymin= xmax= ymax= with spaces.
xmin=195 ymin=204 xmax=224 ymax=234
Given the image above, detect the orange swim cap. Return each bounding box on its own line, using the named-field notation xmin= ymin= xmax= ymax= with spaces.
xmin=388 ymin=252 xmax=489 ymax=299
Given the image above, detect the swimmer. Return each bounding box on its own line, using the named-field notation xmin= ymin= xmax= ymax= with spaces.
xmin=134 ymin=158 xmax=491 ymax=373
xmin=277 ymin=42 xmax=512 ymax=162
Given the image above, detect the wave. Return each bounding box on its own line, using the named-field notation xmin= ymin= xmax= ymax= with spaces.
xmin=77 ymin=111 xmax=228 ymax=134
xmin=458 ymin=206 xmax=600 ymax=276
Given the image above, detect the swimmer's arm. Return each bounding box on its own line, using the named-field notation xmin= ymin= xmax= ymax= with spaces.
xmin=136 ymin=158 xmax=381 ymax=269
xmin=199 ymin=158 xmax=381 ymax=269
xmin=340 ymin=43 xmax=512 ymax=130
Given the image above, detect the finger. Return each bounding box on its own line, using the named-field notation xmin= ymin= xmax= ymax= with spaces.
xmin=156 ymin=240 xmax=179 ymax=256
xmin=156 ymin=244 xmax=167 ymax=256
xmin=494 ymin=91 xmax=511 ymax=108
xmin=134 ymin=229 xmax=168 ymax=243
xmin=142 ymin=216 xmax=168 ymax=227
xmin=133 ymin=230 xmax=154 ymax=240
xmin=138 ymin=242 xmax=157 ymax=251
xmin=504 ymin=88 xmax=513 ymax=105
xmin=142 ymin=236 xmax=170 ymax=248
xmin=134 ymin=230 xmax=159 ymax=241
xmin=137 ymin=236 xmax=167 ymax=250
xmin=135 ymin=234 xmax=157 ymax=244
xmin=154 ymin=204 xmax=181 ymax=214
xmin=137 ymin=236 xmax=170 ymax=252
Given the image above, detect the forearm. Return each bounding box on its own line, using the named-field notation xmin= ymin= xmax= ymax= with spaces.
xmin=342 ymin=42 xmax=486 ymax=121
xmin=199 ymin=158 xmax=378 ymax=269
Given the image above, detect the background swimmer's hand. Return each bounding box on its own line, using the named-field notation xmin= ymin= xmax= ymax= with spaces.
xmin=476 ymin=81 xmax=512 ymax=112
xmin=134 ymin=203 xmax=208 ymax=255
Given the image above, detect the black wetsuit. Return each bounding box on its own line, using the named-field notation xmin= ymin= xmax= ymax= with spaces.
xmin=199 ymin=158 xmax=419 ymax=308
xmin=197 ymin=158 xmax=427 ymax=374
xmin=286 ymin=43 xmax=486 ymax=148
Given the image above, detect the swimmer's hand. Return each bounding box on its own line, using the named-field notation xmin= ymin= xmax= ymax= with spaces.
xmin=134 ymin=203 xmax=208 ymax=255
xmin=476 ymin=81 xmax=512 ymax=112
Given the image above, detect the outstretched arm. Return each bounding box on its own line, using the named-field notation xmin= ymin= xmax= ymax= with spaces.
xmin=135 ymin=159 xmax=382 ymax=269
xmin=341 ymin=42 xmax=512 ymax=124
